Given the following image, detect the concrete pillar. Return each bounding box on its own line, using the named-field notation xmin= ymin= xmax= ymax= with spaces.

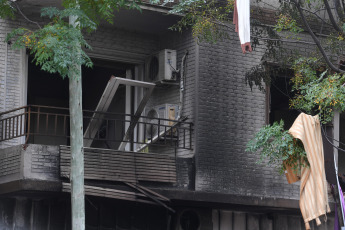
xmin=12 ymin=198 xmax=30 ymax=230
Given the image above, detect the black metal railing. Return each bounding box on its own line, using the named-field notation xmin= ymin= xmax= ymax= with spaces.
xmin=0 ymin=105 xmax=193 ymax=150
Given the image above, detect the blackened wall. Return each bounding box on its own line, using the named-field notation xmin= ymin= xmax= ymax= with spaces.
xmin=194 ymin=27 xmax=301 ymax=199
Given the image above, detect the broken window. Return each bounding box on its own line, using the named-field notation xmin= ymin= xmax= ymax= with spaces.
xmin=268 ymin=70 xmax=299 ymax=129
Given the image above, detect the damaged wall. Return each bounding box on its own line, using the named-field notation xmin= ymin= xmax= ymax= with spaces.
xmin=194 ymin=28 xmax=317 ymax=200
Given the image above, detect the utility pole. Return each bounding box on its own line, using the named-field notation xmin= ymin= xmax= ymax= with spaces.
xmin=69 ymin=13 xmax=85 ymax=230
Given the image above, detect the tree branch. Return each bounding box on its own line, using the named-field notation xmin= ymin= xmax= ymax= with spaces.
xmin=299 ymin=6 xmax=333 ymax=28
xmin=291 ymin=0 xmax=345 ymax=74
xmin=253 ymin=36 xmax=315 ymax=45
xmin=333 ymin=0 xmax=345 ymax=21
xmin=12 ymin=1 xmax=42 ymax=29
xmin=323 ymin=0 xmax=343 ymax=33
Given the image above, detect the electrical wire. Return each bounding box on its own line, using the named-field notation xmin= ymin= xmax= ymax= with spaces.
xmin=271 ymin=83 xmax=304 ymax=113
xmin=322 ymin=125 xmax=345 ymax=153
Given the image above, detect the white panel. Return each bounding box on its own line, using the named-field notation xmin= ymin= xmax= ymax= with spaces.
xmin=125 ymin=69 xmax=132 ymax=151
xmin=220 ymin=210 xmax=233 ymax=230
xmin=233 ymin=212 xmax=246 ymax=230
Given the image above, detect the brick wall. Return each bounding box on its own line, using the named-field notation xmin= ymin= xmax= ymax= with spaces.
xmin=0 ymin=144 xmax=60 ymax=183
xmin=194 ymin=27 xmax=303 ymax=200
xmin=0 ymin=145 xmax=21 ymax=183
xmin=27 ymin=145 xmax=59 ymax=180
xmin=0 ymin=19 xmax=26 ymax=149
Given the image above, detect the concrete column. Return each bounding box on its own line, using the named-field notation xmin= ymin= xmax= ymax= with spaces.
xmin=12 ymin=198 xmax=30 ymax=230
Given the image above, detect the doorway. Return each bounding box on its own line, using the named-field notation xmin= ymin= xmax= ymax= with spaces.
xmin=27 ymin=57 xmax=134 ymax=147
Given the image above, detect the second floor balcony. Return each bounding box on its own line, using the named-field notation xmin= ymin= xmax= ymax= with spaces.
xmin=0 ymin=105 xmax=194 ymax=199
xmin=0 ymin=105 xmax=193 ymax=151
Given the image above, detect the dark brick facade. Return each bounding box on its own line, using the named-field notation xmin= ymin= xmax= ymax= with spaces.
xmin=194 ymin=28 xmax=300 ymax=199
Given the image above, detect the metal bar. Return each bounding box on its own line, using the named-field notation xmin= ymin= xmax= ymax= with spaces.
xmin=0 ymin=105 xmax=28 ymax=116
xmin=24 ymin=106 xmax=31 ymax=145
xmin=151 ymin=121 xmax=153 ymax=141
xmin=136 ymin=121 xmax=140 ymax=146
xmin=157 ymin=119 xmax=160 ymax=140
xmin=136 ymin=117 xmax=188 ymax=152
xmin=183 ymin=128 xmax=186 ymax=149
xmin=12 ymin=117 xmax=14 ymax=138
xmin=15 ymin=115 xmax=20 ymax=137
xmin=170 ymin=123 xmax=173 ymax=146
xmin=63 ymin=115 xmax=67 ymax=135
xmin=124 ymin=182 xmax=174 ymax=213
xmin=143 ymin=123 xmax=146 ymax=144
xmin=190 ymin=123 xmax=192 ymax=149
xmin=36 ymin=107 xmax=40 ymax=133
xmin=164 ymin=126 xmax=167 ymax=145
xmin=54 ymin=115 xmax=57 ymax=135
xmin=4 ymin=119 xmax=7 ymax=140
xmin=0 ymin=120 xmax=3 ymax=140
xmin=114 ymin=119 xmax=117 ymax=143
xmin=46 ymin=114 xmax=49 ymax=133
xmin=19 ymin=114 xmax=22 ymax=136
xmin=106 ymin=119 xmax=109 ymax=139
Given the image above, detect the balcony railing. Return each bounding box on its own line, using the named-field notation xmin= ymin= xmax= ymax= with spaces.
xmin=0 ymin=105 xmax=193 ymax=151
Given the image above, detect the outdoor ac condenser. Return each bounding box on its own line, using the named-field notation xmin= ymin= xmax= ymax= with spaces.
xmin=145 ymin=49 xmax=177 ymax=82
xmin=144 ymin=104 xmax=179 ymax=137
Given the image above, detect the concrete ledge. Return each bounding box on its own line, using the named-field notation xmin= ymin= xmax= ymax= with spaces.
xmin=0 ymin=179 xmax=62 ymax=195
xmin=153 ymin=189 xmax=303 ymax=213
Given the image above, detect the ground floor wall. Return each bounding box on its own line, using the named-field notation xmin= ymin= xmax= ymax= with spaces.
xmin=0 ymin=196 xmax=335 ymax=230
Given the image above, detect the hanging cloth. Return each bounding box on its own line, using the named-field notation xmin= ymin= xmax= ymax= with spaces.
xmin=289 ymin=113 xmax=330 ymax=230
xmin=233 ymin=0 xmax=252 ymax=53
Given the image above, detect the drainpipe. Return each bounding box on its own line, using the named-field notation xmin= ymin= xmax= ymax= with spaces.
xmin=4 ymin=37 xmax=8 ymax=112
xmin=176 ymin=50 xmax=188 ymax=120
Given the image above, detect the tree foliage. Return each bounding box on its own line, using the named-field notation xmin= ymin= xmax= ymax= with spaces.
xmin=2 ymin=0 xmax=142 ymax=78
xmin=6 ymin=8 xmax=94 ymax=78
xmin=245 ymin=120 xmax=307 ymax=174
xmin=0 ymin=0 xmax=15 ymax=19
xmin=169 ymin=0 xmax=234 ymax=43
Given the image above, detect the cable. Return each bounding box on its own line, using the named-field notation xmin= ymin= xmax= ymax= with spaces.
xmin=322 ymin=126 xmax=345 ymax=146
xmin=322 ymin=125 xmax=345 ymax=153
xmin=168 ymin=59 xmax=177 ymax=72
xmin=271 ymin=83 xmax=304 ymax=113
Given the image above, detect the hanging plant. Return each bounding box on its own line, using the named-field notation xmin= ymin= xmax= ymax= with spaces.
xmin=246 ymin=120 xmax=308 ymax=175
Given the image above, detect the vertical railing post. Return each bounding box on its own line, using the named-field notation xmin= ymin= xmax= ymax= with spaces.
xmin=36 ymin=107 xmax=40 ymax=133
xmin=190 ymin=123 xmax=192 ymax=150
xmin=24 ymin=106 xmax=31 ymax=145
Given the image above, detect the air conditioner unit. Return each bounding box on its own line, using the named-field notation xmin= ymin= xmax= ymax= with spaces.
xmin=144 ymin=104 xmax=179 ymax=137
xmin=145 ymin=49 xmax=177 ymax=82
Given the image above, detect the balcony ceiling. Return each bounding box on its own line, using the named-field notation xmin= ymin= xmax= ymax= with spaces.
xmin=17 ymin=0 xmax=182 ymax=34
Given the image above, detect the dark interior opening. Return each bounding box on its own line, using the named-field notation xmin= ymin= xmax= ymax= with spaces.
xmin=269 ymin=73 xmax=299 ymax=130
xmin=27 ymin=57 xmax=133 ymax=147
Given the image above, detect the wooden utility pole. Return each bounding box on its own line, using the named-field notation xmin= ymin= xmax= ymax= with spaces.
xmin=69 ymin=14 xmax=85 ymax=230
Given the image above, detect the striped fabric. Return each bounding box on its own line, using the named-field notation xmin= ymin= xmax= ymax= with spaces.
xmin=289 ymin=113 xmax=330 ymax=230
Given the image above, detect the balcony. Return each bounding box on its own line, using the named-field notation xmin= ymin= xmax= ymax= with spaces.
xmin=0 ymin=105 xmax=193 ymax=201
xmin=0 ymin=105 xmax=193 ymax=150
